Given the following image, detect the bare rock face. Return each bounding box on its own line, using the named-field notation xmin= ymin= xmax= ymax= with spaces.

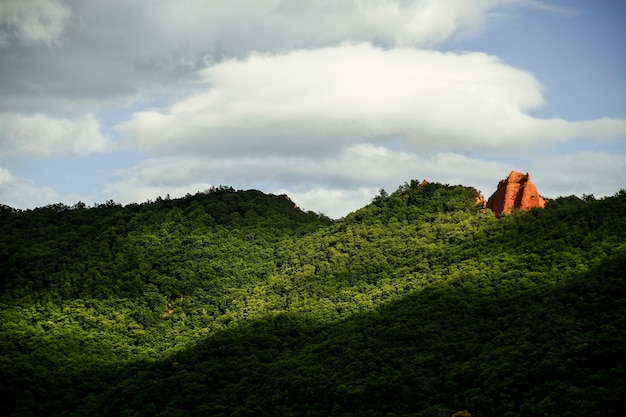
xmin=473 ymin=188 xmax=487 ymax=210
xmin=486 ymin=171 xmax=545 ymax=217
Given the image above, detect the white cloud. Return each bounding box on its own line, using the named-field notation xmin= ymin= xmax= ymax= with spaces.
xmin=1 ymin=0 xmax=623 ymax=217
xmin=276 ymin=186 xmax=378 ymax=218
xmin=0 ymin=0 xmax=564 ymax=120
xmin=103 ymin=146 xmax=625 ymax=218
xmin=529 ymin=152 xmax=626 ymax=199
xmin=104 ymin=178 xmax=213 ymax=207
xmin=0 ymin=112 xmax=111 ymax=157
xmin=0 ymin=166 xmax=66 ymax=208
xmin=102 ymin=144 xmax=515 ymax=217
xmin=66 ymin=0 xmax=516 ymax=58
xmin=119 ymin=43 xmax=626 ymax=159
xmin=0 ymin=0 xmax=72 ymax=46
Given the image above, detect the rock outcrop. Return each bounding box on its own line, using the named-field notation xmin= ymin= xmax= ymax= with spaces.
xmin=486 ymin=171 xmax=545 ymax=217
xmin=473 ymin=188 xmax=487 ymax=210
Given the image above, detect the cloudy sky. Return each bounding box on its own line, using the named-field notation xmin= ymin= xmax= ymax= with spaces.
xmin=1 ymin=0 xmax=624 ymax=218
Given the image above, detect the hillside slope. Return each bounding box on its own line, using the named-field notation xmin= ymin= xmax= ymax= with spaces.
xmin=1 ymin=182 xmax=625 ymax=417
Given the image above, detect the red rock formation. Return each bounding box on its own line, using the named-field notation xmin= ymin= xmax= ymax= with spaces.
xmin=473 ymin=188 xmax=487 ymax=210
xmin=486 ymin=171 xmax=545 ymax=217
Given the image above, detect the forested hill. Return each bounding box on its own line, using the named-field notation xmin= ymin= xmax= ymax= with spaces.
xmin=1 ymin=181 xmax=625 ymax=417
xmin=0 ymin=186 xmax=331 ymax=297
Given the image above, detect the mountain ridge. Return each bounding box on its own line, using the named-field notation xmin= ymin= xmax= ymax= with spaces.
xmin=0 ymin=171 xmax=544 ymax=219
xmin=1 ymin=178 xmax=625 ymax=416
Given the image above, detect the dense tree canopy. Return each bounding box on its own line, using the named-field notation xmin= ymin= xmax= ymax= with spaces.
xmin=1 ymin=183 xmax=625 ymax=416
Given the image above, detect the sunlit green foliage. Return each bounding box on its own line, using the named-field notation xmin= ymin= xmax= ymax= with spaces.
xmin=1 ymin=184 xmax=625 ymax=416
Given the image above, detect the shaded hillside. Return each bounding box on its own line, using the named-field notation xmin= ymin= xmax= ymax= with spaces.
xmin=0 ymin=186 xmax=331 ymax=298
xmin=0 ymin=182 xmax=625 ymax=417
xmin=79 ymin=251 xmax=626 ymax=417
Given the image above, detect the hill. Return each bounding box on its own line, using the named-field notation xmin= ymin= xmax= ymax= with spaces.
xmin=1 ymin=181 xmax=625 ymax=417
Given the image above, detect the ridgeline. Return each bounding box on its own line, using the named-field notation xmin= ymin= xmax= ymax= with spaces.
xmin=1 ymin=181 xmax=625 ymax=417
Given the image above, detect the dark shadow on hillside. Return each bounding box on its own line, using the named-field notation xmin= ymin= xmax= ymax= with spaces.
xmin=0 ymin=189 xmax=333 ymax=299
xmin=3 ymin=251 xmax=624 ymax=417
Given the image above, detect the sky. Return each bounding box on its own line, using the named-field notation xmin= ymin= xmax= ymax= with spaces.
xmin=0 ymin=0 xmax=624 ymax=218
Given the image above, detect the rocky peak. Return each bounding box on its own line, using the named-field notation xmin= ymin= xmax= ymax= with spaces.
xmin=486 ymin=171 xmax=545 ymax=217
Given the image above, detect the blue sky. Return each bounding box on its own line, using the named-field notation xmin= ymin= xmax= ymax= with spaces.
xmin=447 ymin=0 xmax=625 ymax=120
xmin=1 ymin=0 xmax=624 ymax=218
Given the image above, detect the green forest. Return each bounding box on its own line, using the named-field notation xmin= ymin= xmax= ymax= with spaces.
xmin=1 ymin=181 xmax=625 ymax=417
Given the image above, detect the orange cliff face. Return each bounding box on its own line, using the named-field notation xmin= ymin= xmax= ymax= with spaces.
xmin=474 ymin=188 xmax=487 ymax=210
xmin=486 ymin=171 xmax=546 ymax=217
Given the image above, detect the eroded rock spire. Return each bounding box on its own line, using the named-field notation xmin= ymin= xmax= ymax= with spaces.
xmin=486 ymin=171 xmax=545 ymax=217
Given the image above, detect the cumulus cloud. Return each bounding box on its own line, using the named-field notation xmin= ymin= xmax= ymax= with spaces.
xmin=0 ymin=0 xmax=521 ymax=116
xmin=0 ymin=166 xmax=66 ymax=208
xmin=529 ymin=152 xmax=626 ymax=198
xmin=1 ymin=0 xmax=624 ymax=217
xmin=0 ymin=0 xmax=561 ymax=122
xmin=102 ymin=144 xmax=515 ymax=217
xmin=104 ymin=178 xmax=213 ymax=208
xmin=0 ymin=112 xmax=111 ymax=157
xmin=276 ymin=187 xmax=379 ymax=218
xmin=119 ymin=43 xmax=626 ymax=159
xmin=102 ymin=145 xmax=625 ymax=218
xmin=67 ymin=0 xmax=516 ymax=58
xmin=0 ymin=0 xmax=72 ymax=47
